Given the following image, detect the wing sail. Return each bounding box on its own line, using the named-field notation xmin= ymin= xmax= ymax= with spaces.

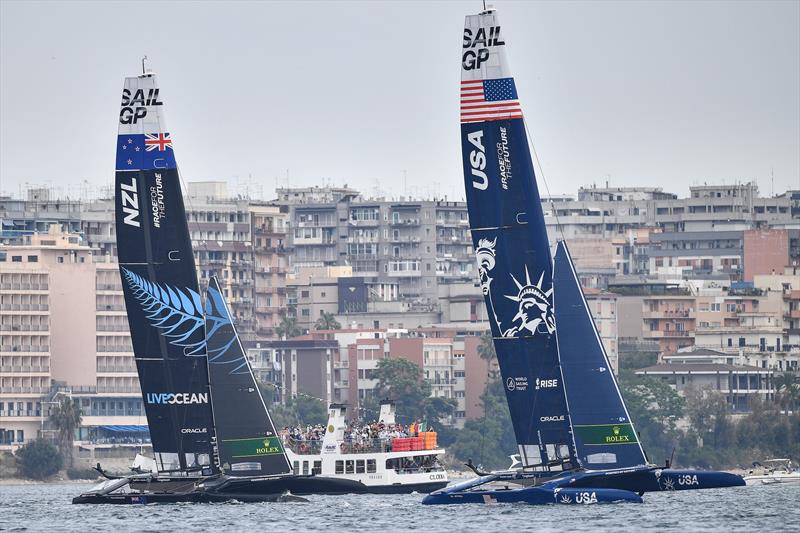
xmin=553 ymin=241 xmax=649 ymax=470
xmin=461 ymin=9 xmax=575 ymax=470
xmin=114 ymin=73 xmax=216 ymax=473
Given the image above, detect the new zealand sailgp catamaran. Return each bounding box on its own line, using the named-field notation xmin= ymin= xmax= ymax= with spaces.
xmin=423 ymin=8 xmax=744 ymax=505
xmin=74 ymin=71 xmax=359 ymax=504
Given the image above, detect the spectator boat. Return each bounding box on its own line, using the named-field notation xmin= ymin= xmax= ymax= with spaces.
xmin=421 ymin=7 xmax=745 ymax=505
xmin=744 ymin=459 xmax=800 ymax=485
xmin=283 ymin=400 xmax=449 ymax=494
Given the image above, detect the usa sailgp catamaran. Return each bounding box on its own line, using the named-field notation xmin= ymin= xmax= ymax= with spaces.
xmin=73 ymin=70 xmax=359 ymax=504
xmin=423 ymin=8 xmax=744 ymax=505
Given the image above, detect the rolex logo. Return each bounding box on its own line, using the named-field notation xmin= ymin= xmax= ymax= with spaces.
xmin=613 ymin=426 xmax=620 ymax=436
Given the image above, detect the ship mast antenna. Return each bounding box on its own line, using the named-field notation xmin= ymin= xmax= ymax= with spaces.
xmin=141 ymin=55 xmax=148 ymax=75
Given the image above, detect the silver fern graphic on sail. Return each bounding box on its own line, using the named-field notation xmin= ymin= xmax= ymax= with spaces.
xmin=204 ymin=284 xmax=249 ymax=374
xmin=121 ymin=267 xmax=207 ymax=356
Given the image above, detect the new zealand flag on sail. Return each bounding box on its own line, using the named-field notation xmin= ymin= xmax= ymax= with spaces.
xmin=115 ymin=133 xmax=177 ymax=171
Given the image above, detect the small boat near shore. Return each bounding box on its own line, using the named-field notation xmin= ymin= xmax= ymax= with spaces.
xmin=744 ymin=459 xmax=800 ymax=486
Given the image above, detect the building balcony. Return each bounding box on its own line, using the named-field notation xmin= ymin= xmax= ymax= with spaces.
xmin=642 ymin=310 xmax=695 ymax=319
xmin=643 ymin=330 xmax=693 ymax=339
xmin=347 ymin=219 xmax=380 ymax=227
xmin=0 ymin=324 xmax=49 ymax=332
xmin=0 ymin=283 xmax=49 ymax=291
xmin=390 ymin=218 xmax=420 ymax=226
xmin=0 ymin=386 xmax=48 ymax=394
xmin=96 ymin=325 xmax=130 ymax=332
xmin=97 ymin=304 xmax=126 ymax=312
xmin=0 ymin=365 xmax=50 ymax=374
xmin=333 ymin=361 xmax=349 ymax=369
xmin=96 ymin=346 xmax=133 ymax=353
xmin=96 ymin=386 xmax=141 ymax=394
xmin=1 ymin=304 xmax=49 ymax=312
xmin=0 ymin=345 xmax=50 ymax=353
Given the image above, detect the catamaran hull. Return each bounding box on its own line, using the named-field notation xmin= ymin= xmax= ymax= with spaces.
xmin=422 ymin=485 xmax=642 ymax=505
xmin=562 ymin=469 xmax=746 ymax=493
xmin=72 ymin=491 xmax=307 ymax=505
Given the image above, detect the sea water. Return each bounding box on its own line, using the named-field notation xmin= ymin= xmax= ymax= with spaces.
xmin=0 ymin=482 xmax=798 ymax=532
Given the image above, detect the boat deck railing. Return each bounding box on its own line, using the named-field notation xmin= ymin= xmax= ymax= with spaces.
xmin=283 ymin=436 xmax=440 ymax=455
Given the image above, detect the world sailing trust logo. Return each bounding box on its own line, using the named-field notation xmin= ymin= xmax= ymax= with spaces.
xmin=121 ymin=268 xmax=207 ymax=356
xmin=476 ymin=237 xmax=554 ymax=338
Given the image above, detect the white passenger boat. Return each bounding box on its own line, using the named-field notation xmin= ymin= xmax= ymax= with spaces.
xmin=744 ymin=459 xmax=800 ymax=485
xmin=283 ymin=401 xmax=449 ymax=493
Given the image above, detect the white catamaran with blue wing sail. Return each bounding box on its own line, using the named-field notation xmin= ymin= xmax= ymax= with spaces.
xmin=422 ymin=7 xmax=745 ymax=505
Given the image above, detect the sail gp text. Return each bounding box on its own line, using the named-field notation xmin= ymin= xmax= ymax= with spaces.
xmin=120 ymin=87 xmax=163 ymax=124
xmin=462 ymin=26 xmax=504 ymax=70
xmin=467 ymin=128 xmax=512 ymax=191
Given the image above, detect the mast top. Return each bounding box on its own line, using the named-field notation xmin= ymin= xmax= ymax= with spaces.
xmin=140 ymin=56 xmax=155 ymax=78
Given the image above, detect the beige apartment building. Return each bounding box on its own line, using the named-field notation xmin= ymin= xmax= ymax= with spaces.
xmin=0 ymin=230 xmax=146 ymax=450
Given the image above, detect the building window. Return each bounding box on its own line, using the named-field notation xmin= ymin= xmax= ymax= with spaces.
xmin=11 ymin=256 xmax=22 ymax=262
xmin=27 ymin=255 xmax=38 ymax=262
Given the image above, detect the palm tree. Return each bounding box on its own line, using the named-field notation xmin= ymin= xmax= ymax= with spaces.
xmin=49 ymin=397 xmax=82 ymax=468
xmin=774 ymin=372 xmax=800 ymax=412
xmin=314 ymin=311 xmax=341 ymax=330
xmin=478 ymin=331 xmax=499 ymax=379
xmin=275 ymin=307 xmax=303 ymax=339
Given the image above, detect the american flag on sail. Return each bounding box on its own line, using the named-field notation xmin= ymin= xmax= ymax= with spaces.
xmin=460 ymin=77 xmax=523 ymax=123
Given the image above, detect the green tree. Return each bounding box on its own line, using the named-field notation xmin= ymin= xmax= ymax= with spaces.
xmin=314 ymin=311 xmax=341 ymax=331
xmin=371 ymin=358 xmax=431 ymax=425
xmin=450 ymin=375 xmax=516 ymax=471
xmin=291 ymin=395 xmax=328 ymax=426
xmin=618 ymin=370 xmax=685 ymax=465
xmin=775 ymin=372 xmax=800 ymax=412
xmin=275 ymin=307 xmax=303 ymax=339
xmin=477 ymin=332 xmax=498 ymax=378
xmin=49 ymin=397 xmax=82 ymax=467
xmin=618 ymin=351 xmax=658 ymax=370
xmin=15 ymin=439 xmax=63 ymax=480
xmin=422 ymin=396 xmax=458 ymax=427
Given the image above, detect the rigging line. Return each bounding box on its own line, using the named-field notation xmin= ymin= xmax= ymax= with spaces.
xmin=522 ymin=119 xmax=566 ymax=244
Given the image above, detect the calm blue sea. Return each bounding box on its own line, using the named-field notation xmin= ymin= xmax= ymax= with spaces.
xmin=0 ymin=482 xmax=798 ymax=532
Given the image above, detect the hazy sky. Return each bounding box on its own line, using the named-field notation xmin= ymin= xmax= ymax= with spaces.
xmin=1 ymin=0 xmax=798 ymax=201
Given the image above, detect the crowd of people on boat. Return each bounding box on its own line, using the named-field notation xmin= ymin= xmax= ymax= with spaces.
xmin=280 ymin=419 xmax=431 ymax=453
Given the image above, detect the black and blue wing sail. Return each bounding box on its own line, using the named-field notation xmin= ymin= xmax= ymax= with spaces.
xmin=553 ymin=241 xmax=649 ymax=470
xmin=205 ymin=277 xmax=293 ymax=477
xmin=461 ymin=10 xmax=575 ymax=470
xmin=114 ymin=73 xmax=216 ymax=473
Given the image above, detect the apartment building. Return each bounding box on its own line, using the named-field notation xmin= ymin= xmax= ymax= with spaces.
xmin=542 ymin=184 xmax=799 ymax=263
xmin=276 ymin=187 xmax=475 ymax=308
xmin=0 ymin=231 xmax=145 ymax=449
xmin=642 ymin=294 xmax=697 ymax=353
xmin=584 ymin=289 xmax=620 ymax=373
xmin=648 ymin=231 xmax=743 ymax=279
xmin=251 ymin=204 xmax=290 ymax=337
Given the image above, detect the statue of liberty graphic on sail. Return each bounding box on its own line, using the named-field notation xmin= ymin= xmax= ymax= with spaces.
xmin=475 ymin=237 xmax=554 ymax=338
